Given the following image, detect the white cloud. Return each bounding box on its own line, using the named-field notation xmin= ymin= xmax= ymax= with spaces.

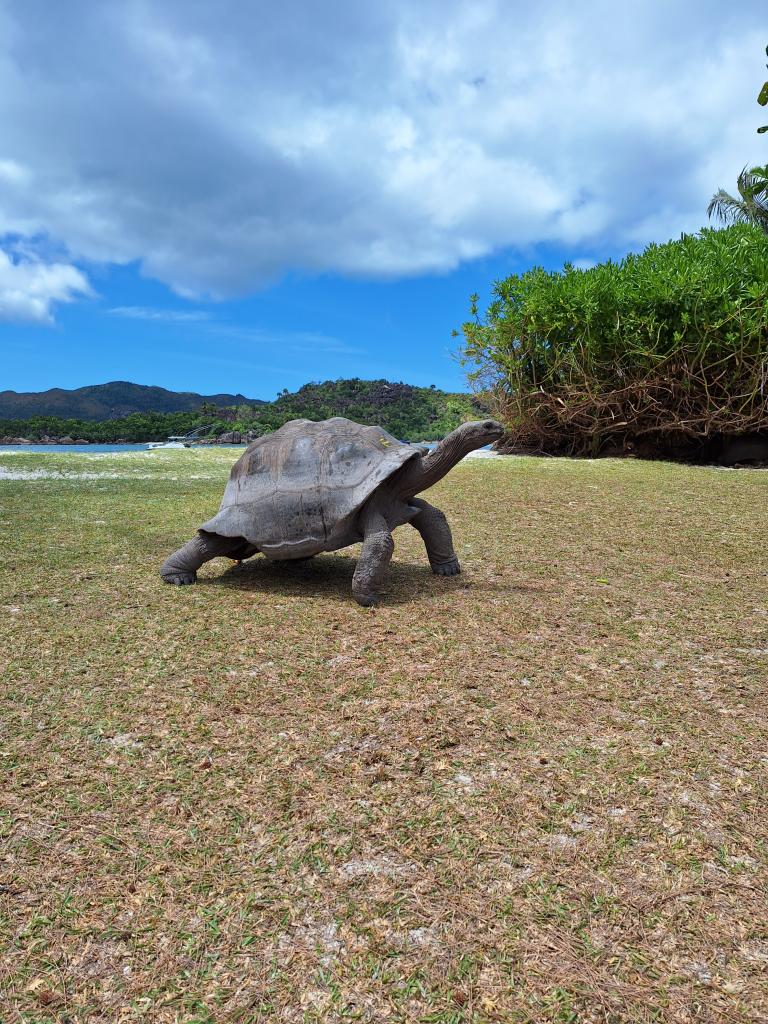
xmin=0 ymin=248 xmax=92 ymax=324
xmin=105 ymin=306 xmax=362 ymax=354
xmin=0 ymin=159 xmax=28 ymax=185
xmin=0 ymin=1 xmax=764 ymax=298
xmin=209 ymin=325 xmax=364 ymax=356
xmin=108 ymin=306 xmax=210 ymax=322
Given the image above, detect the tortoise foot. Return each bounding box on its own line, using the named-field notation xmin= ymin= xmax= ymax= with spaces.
xmin=431 ymin=558 xmax=461 ymax=576
xmin=352 ymin=589 xmax=379 ymax=607
xmin=162 ymin=571 xmax=197 ymax=586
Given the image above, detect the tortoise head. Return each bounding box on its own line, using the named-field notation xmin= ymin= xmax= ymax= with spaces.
xmin=450 ymin=419 xmax=505 ymax=450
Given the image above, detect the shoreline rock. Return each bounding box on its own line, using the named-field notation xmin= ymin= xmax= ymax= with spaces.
xmin=0 ymin=436 xmax=93 ymax=445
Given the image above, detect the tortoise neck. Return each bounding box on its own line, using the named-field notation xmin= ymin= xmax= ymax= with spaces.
xmin=396 ymin=432 xmax=471 ymax=497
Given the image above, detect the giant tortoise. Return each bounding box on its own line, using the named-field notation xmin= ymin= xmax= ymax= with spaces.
xmin=161 ymin=416 xmax=503 ymax=605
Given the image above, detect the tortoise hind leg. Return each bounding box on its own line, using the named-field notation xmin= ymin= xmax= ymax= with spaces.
xmin=409 ymin=498 xmax=460 ymax=576
xmin=161 ymin=531 xmax=257 ymax=585
xmin=352 ymin=508 xmax=394 ymax=606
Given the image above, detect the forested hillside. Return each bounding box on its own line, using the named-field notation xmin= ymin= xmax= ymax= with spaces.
xmin=0 ymin=379 xmax=482 ymax=443
xmin=0 ymin=381 xmax=261 ymax=420
xmin=260 ymin=379 xmax=480 ymax=439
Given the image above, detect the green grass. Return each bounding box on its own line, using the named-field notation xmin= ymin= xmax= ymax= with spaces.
xmin=1 ymin=448 xmax=767 ymax=1022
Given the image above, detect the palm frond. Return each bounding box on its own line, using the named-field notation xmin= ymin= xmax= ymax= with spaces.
xmin=707 ymin=189 xmax=749 ymax=225
xmin=708 ymin=166 xmax=768 ymax=233
xmin=738 ymin=165 xmax=768 ymax=197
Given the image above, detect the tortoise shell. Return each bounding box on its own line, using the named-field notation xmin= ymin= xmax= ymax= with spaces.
xmin=199 ymin=417 xmax=420 ymax=559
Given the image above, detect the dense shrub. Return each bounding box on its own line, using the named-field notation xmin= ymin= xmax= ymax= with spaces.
xmin=461 ymin=224 xmax=768 ymax=458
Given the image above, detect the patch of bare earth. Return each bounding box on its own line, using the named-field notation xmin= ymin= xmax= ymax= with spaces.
xmin=0 ymin=451 xmax=766 ymax=1022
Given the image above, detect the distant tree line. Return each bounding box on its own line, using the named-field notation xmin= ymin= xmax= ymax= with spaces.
xmin=0 ymin=379 xmax=482 ymax=443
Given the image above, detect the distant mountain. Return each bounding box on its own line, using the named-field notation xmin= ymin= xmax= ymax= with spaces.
xmin=0 ymin=381 xmax=264 ymax=420
xmin=0 ymin=378 xmax=484 ymax=442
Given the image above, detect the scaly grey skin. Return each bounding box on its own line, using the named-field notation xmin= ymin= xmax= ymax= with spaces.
xmin=351 ymin=506 xmax=395 ymax=607
xmin=348 ymin=419 xmax=503 ymax=604
xmin=409 ymin=498 xmax=460 ymax=576
xmin=161 ymin=534 xmax=258 ymax=585
xmin=161 ymin=418 xmax=503 ymax=604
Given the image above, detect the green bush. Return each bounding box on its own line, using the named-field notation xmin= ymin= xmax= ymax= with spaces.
xmin=461 ymin=224 xmax=768 ymax=457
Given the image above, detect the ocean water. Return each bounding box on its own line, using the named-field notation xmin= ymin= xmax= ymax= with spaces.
xmin=0 ymin=443 xmax=246 ymax=453
xmin=0 ymin=441 xmax=497 ymax=455
xmin=0 ymin=443 xmax=149 ymax=453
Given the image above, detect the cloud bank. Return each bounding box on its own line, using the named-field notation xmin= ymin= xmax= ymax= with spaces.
xmin=0 ymin=0 xmax=764 ymax=314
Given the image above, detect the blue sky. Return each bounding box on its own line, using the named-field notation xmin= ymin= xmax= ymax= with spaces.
xmin=1 ymin=245 xmax=602 ymax=398
xmin=0 ymin=1 xmax=765 ymax=400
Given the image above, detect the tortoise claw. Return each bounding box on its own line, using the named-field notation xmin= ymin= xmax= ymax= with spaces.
xmin=162 ymin=571 xmax=197 ymax=586
xmin=431 ymin=558 xmax=461 ymax=576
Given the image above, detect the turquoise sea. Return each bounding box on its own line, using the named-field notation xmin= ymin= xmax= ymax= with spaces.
xmin=0 ymin=443 xmax=246 ymax=453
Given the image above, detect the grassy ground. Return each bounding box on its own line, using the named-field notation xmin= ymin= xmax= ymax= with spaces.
xmin=1 ymin=448 xmax=767 ymax=1023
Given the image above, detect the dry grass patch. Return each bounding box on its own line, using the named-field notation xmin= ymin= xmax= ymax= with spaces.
xmin=1 ymin=450 xmax=767 ymax=1022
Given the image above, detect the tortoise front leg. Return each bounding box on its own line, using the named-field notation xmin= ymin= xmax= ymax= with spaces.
xmin=409 ymin=498 xmax=460 ymax=576
xmin=352 ymin=509 xmax=394 ymax=606
xmin=161 ymin=532 xmax=257 ymax=585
